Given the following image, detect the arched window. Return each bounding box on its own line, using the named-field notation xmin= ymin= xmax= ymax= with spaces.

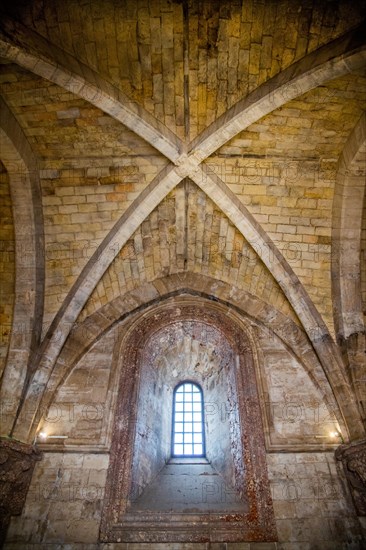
xmin=172 ymin=381 xmax=205 ymax=457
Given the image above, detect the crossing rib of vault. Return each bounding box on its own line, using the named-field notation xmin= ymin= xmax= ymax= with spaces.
xmin=0 ymin=17 xmax=365 ymax=440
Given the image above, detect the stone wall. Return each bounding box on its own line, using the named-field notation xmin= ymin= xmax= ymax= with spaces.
xmin=1 ymin=1 xmax=365 ymax=547
xmin=35 ymin=300 xmax=342 ymax=452
xmin=5 ymin=450 xmax=364 ymax=548
xmin=255 ymin=326 xmax=341 ymax=449
xmin=5 ymin=452 xmax=109 ymax=546
xmin=7 ymin=297 xmax=359 ymax=546
xmin=267 ymin=452 xmax=364 ymax=549
xmin=33 ymin=327 xmax=118 ymax=449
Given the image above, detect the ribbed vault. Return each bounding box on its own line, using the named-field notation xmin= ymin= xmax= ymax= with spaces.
xmin=0 ymin=0 xmax=365 ymax=448
xmin=0 ymin=2 xmax=366 ymax=547
xmin=78 ymin=180 xmax=297 ymax=323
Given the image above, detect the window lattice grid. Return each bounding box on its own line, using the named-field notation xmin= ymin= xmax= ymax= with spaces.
xmin=172 ymin=382 xmax=205 ymax=457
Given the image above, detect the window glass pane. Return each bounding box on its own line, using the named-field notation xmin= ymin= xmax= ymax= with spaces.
xmin=172 ymin=382 xmax=205 ymax=457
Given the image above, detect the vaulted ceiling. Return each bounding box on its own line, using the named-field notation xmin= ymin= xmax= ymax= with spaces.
xmin=0 ymin=0 xmax=365 ymax=443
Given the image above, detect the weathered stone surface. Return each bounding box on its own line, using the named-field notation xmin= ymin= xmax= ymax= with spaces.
xmin=6 ymin=451 xmax=108 ymax=546
xmin=0 ymin=1 xmax=365 ymax=547
xmin=268 ymin=452 xmax=365 ymax=546
xmin=336 ymin=439 xmax=366 ymax=516
xmin=0 ymin=438 xmax=42 ymax=546
xmin=77 ymin=181 xmax=296 ymax=324
xmin=100 ymin=301 xmax=277 ymax=542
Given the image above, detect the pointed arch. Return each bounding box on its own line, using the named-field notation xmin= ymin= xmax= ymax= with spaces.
xmin=6 ymin=19 xmax=365 ymax=441
xmin=20 ymin=275 xmax=344 ymax=443
xmin=332 ymin=112 xmax=366 ymax=426
xmin=191 ymin=165 xmax=364 ymax=440
xmin=0 ymin=96 xmax=44 ymax=435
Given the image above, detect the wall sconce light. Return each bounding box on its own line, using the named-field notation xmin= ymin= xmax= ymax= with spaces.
xmin=314 ymin=429 xmax=344 ymax=444
xmin=330 ymin=430 xmax=344 ymax=443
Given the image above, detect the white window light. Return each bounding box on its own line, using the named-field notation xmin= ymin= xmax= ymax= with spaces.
xmin=172 ymin=381 xmax=205 ymax=457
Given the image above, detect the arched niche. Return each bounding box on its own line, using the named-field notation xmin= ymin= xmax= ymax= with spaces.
xmin=130 ymin=319 xmax=243 ymax=510
xmin=100 ymin=298 xmax=277 ymax=543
